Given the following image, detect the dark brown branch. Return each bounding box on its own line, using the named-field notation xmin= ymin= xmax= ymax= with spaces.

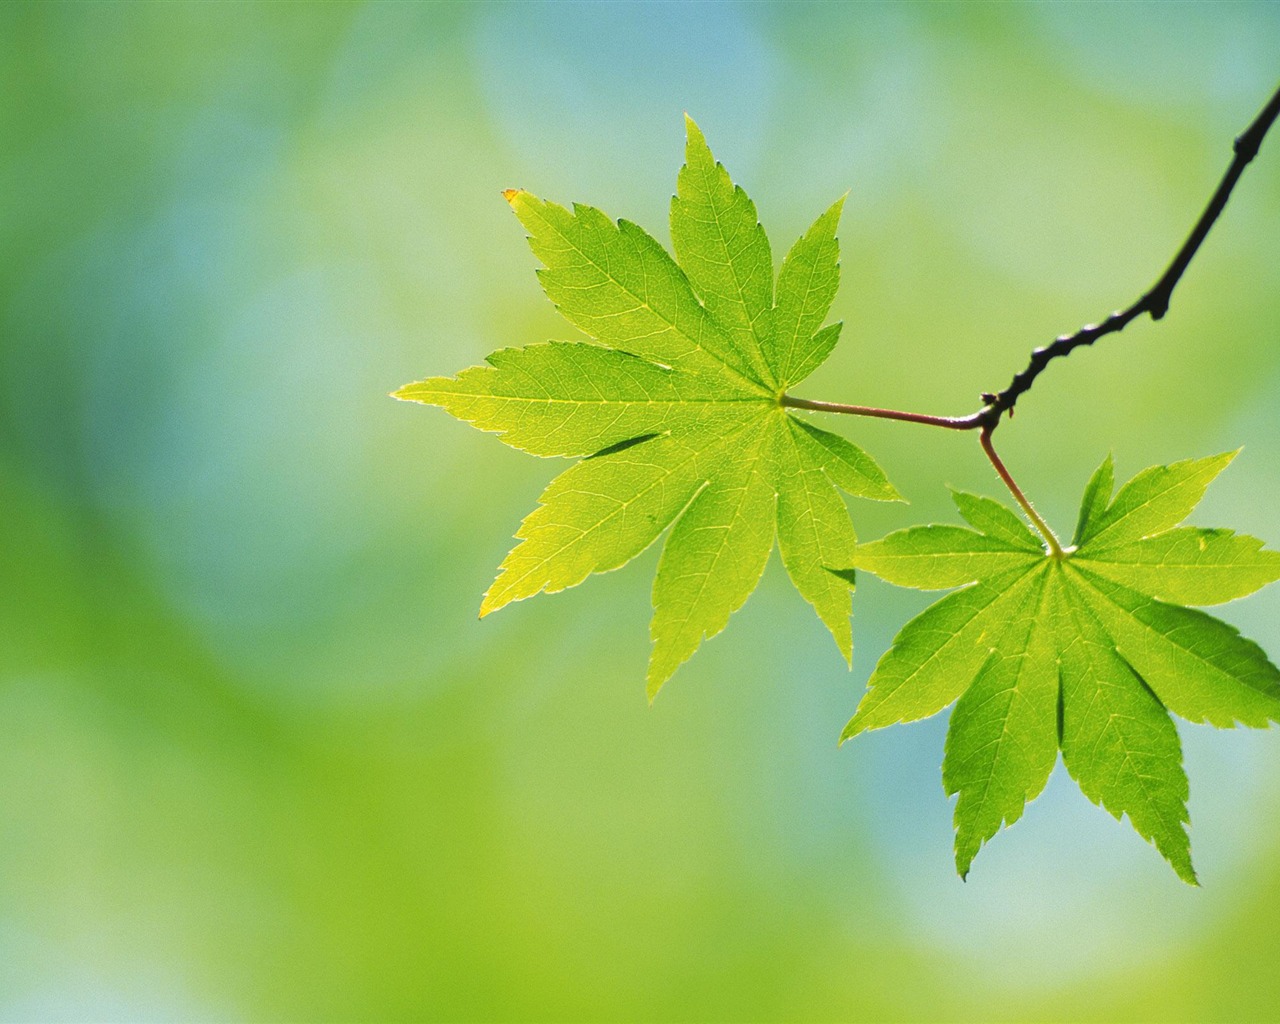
xmin=782 ymin=82 xmax=1279 ymax=437
xmin=983 ymin=81 xmax=1280 ymax=423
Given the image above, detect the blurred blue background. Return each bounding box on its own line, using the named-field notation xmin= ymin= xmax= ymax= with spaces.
xmin=2 ymin=2 xmax=1279 ymax=1019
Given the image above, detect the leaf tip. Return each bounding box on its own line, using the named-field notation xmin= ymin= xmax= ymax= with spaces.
xmin=817 ymin=192 xmax=848 ymax=227
xmin=390 ymin=379 xmax=433 ymax=403
xmin=501 ymin=188 xmax=523 ymax=206
xmin=1172 ymin=853 xmax=1199 ymax=887
xmin=478 ymin=591 xmax=505 ymax=619
xmin=1197 ymin=448 xmax=1242 ymax=478
xmin=390 ymin=379 xmax=447 ymax=405
xmin=645 ymin=675 xmax=666 ymax=704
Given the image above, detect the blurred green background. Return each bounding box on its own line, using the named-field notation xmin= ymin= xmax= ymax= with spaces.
xmin=2 ymin=2 xmax=1280 ymax=1019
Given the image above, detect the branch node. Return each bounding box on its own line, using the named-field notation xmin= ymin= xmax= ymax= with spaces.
xmin=1234 ymin=132 xmax=1261 ymax=163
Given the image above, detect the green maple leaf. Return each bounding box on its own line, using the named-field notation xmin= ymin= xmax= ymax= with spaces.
xmin=841 ymin=451 xmax=1280 ymax=883
xmin=396 ymin=117 xmax=900 ymax=696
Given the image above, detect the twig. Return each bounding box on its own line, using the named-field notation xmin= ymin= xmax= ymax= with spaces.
xmin=783 ymin=81 xmax=1280 ymax=434
xmin=984 ymin=81 xmax=1280 ymax=421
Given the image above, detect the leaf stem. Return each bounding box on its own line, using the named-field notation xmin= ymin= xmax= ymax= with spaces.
xmin=779 ymin=394 xmax=988 ymax=431
xmin=781 ymin=393 xmax=1063 ymax=555
xmin=979 ymin=427 xmax=1063 ymax=557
